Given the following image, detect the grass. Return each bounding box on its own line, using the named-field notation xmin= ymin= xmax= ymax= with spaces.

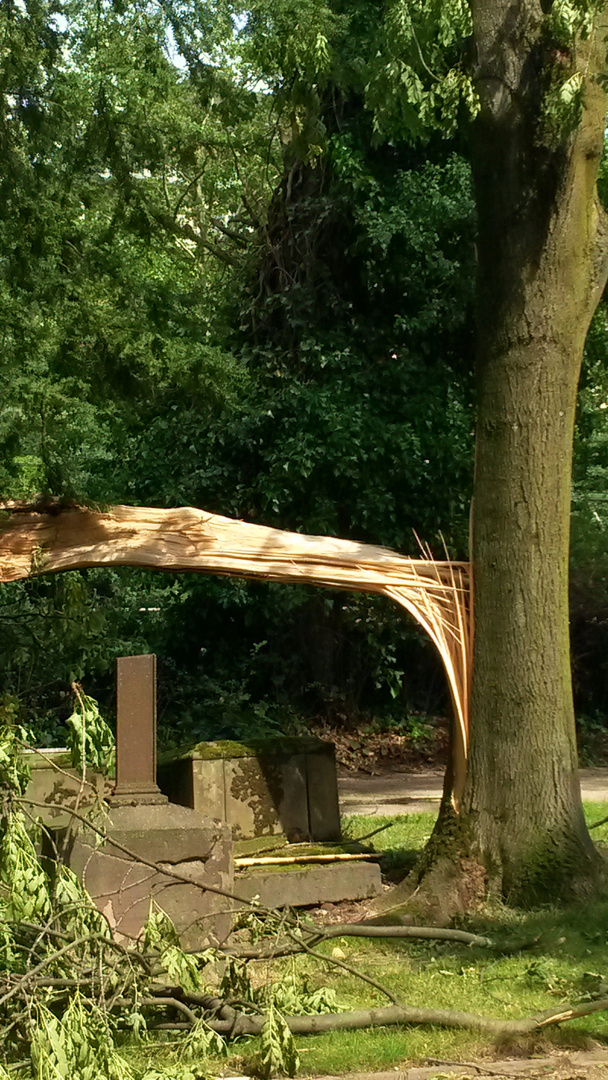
xmin=130 ymin=807 xmax=608 ymax=1077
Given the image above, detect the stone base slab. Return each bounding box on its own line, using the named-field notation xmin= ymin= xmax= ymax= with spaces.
xmin=22 ymin=749 xmax=104 ymax=828
xmin=235 ymin=860 xmax=382 ymax=908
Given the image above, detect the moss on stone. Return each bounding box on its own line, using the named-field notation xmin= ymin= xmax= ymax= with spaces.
xmin=234 ymin=836 xmax=290 ymax=857
xmin=158 ymin=736 xmax=331 ymax=766
xmin=22 ymin=750 xmax=73 ymax=771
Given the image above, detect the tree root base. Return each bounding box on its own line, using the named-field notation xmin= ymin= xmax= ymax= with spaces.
xmin=367 ymin=855 xmax=487 ymax=925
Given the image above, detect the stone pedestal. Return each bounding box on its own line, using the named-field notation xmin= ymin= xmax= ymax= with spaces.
xmin=158 ymin=737 xmax=341 ymax=842
xmin=65 ymin=802 xmax=233 ymax=948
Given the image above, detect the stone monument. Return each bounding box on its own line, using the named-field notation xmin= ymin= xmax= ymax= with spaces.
xmin=65 ymin=655 xmax=234 ymax=947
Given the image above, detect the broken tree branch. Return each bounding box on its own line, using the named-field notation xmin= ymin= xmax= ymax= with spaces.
xmin=0 ymin=501 xmax=471 ymax=803
xmin=147 ymin=996 xmax=608 ymax=1038
xmin=222 ymin=924 xmax=494 ymax=959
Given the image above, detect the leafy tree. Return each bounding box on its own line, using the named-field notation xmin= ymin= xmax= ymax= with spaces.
xmin=351 ymin=0 xmax=608 ymax=906
xmin=7 ymin=0 xmax=608 ymax=918
xmin=1 ymin=0 xmax=480 ymax=740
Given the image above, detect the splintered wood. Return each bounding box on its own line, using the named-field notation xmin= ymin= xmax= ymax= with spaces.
xmin=0 ymin=503 xmax=472 ymax=806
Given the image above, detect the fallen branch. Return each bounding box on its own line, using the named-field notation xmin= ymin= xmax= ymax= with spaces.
xmin=314 ymin=924 xmax=493 ymax=946
xmin=285 ymin=930 xmax=401 ymax=1006
xmin=197 ymin=995 xmax=608 ymax=1038
xmin=0 ymin=500 xmax=471 ymax=803
xmin=222 ymin=924 xmax=494 ymax=958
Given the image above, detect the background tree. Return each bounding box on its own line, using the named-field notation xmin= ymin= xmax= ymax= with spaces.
xmin=4 ymin=0 xmax=608 ymax=913
xmin=0 ymin=0 xmax=477 ymax=743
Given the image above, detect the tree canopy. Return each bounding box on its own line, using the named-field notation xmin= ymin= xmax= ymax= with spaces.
xmin=3 ymin=1 xmax=608 ymax=908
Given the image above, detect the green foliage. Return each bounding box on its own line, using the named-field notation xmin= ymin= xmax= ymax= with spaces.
xmin=180 ymin=1019 xmax=226 ymax=1065
xmin=0 ymin=717 xmax=31 ymax=800
xmin=0 ymin=732 xmax=346 ymax=1080
xmin=365 ymin=0 xmax=478 ymax=139
xmin=2 ymin=0 xmax=608 ymax=744
xmin=570 ymin=301 xmax=608 ymax=722
xmin=144 ymin=903 xmax=214 ymax=993
xmin=31 ymin=996 xmax=115 ymax=1080
xmin=547 ymin=0 xmax=604 ymax=43
xmin=0 ymin=0 xmax=264 ymax=502
xmin=0 ymin=810 xmax=51 ymax=925
xmin=543 ymin=71 xmax=585 ymax=136
xmin=220 ymin=955 xmax=256 ymax=1003
xmin=66 ymin=685 xmax=115 ymax=775
xmin=264 ymin=978 xmax=338 ymax=1016
xmin=254 ymin=1003 xmax=299 ymax=1079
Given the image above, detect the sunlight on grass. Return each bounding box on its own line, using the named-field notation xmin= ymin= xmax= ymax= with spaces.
xmin=279 ymin=804 xmax=608 ymax=1073
xmin=131 ymin=806 xmax=608 ymax=1077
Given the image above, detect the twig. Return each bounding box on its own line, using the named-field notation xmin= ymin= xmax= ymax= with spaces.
xmin=287 ymin=931 xmax=401 ymax=1007
xmin=19 ymin=797 xmax=271 ymax=911
xmin=0 ymin=933 xmax=108 ymax=1008
xmin=347 ymin=821 xmax=396 ymax=844
xmin=425 ymin=1059 xmax=509 ymax=1076
xmin=18 ymin=742 xmax=97 ymax=795
xmin=113 ymin=996 xmax=198 ymax=1025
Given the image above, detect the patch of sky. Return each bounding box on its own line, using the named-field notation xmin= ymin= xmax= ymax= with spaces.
xmin=164 ymin=23 xmax=188 ymax=71
xmin=50 ymin=10 xmax=68 ymax=33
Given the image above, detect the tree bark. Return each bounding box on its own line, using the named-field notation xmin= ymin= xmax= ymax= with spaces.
xmin=460 ymin=0 xmax=608 ymax=900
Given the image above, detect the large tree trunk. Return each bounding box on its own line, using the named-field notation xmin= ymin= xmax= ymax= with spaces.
xmin=373 ymin=3 xmax=608 ymax=918
xmin=461 ymin=1 xmax=608 ymax=901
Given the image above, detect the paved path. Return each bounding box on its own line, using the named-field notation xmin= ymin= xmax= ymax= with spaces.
xmin=338 ymin=766 xmax=608 ymax=816
xmin=311 ymin=1051 xmax=608 ymax=1078
xmin=311 ymin=1050 xmax=608 ymax=1078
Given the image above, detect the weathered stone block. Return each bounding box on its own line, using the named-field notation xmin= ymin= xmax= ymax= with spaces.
xmin=158 ymin=738 xmax=341 ymax=842
xmin=235 ymin=860 xmax=382 ymax=908
xmin=306 ymin=745 xmax=342 ymax=842
xmin=23 ymin=749 xmax=104 ymax=828
xmin=65 ymin=801 xmax=234 ymax=949
xmin=224 ymin=752 xmax=309 ymax=839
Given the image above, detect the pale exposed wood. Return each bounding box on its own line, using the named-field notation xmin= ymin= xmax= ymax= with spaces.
xmin=0 ymin=503 xmax=471 ymax=806
xmin=234 ymin=852 xmax=380 ymax=866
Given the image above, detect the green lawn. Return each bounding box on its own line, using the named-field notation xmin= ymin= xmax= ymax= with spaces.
xmin=130 ymin=806 xmax=608 ymax=1077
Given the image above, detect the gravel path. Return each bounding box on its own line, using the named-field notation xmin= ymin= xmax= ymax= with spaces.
xmin=338 ymin=766 xmax=608 ymax=816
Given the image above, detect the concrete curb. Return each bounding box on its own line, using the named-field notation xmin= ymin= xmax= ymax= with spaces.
xmin=338 ymin=767 xmax=608 ymax=818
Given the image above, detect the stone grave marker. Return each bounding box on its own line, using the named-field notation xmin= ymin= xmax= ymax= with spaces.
xmin=66 ymin=654 xmax=233 ymax=946
xmin=113 ymin=654 xmax=166 ymax=804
